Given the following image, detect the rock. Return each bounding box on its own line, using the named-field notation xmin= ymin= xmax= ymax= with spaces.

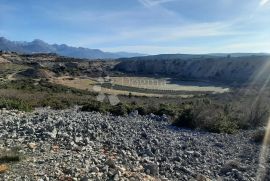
xmin=161 ymin=114 xmax=168 ymax=122
xmin=106 ymin=158 xmax=116 ymax=168
xmin=220 ymin=160 xmax=240 ymax=175
xmin=90 ymin=166 xmax=99 ymax=173
xmin=113 ymin=173 xmax=120 ymax=181
xmin=232 ymin=169 xmax=245 ymax=181
xmin=80 ymin=176 xmax=89 ymax=181
xmin=0 ymin=108 xmax=261 ymax=180
xmin=0 ymin=164 xmax=8 ymax=174
xmin=196 ymin=174 xmax=211 ymax=181
xmin=194 ymin=151 xmax=201 ymax=158
xmin=144 ymin=163 xmax=159 ymax=176
xmin=28 ymin=142 xmax=37 ymax=150
xmin=129 ymin=110 xmax=139 ymax=117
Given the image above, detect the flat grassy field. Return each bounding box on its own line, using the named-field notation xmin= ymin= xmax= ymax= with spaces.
xmin=50 ymin=76 xmax=229 ymax=97
xmin=110 ymin=76 xmax=229 ymax=93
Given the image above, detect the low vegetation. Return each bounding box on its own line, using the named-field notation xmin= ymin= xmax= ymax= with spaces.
xmin=0 ymin=98 xmax=32 ymax=112
xmin=81 ymin=95 xmax=269 ymax=134
xmin=0 ymin=75 xmax=269 ymax=134
xmin=0 ymin=147 xmax=22 ymax=163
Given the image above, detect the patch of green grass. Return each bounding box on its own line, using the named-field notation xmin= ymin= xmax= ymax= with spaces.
xmin=81 ymin=101 xmax=108 ymax=113
xmin=0 ymin=147 xmax=22 ymax=163
xmin=0 ymin=98 xmax=32 ymax=112
xmin=109 ymin=103 xmax=129 ymax=116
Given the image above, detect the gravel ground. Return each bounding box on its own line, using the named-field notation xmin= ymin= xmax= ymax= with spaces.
xmin=0 ymin=108 xmax=268 ymax=181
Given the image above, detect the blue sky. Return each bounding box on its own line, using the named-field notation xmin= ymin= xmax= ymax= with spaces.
xmin=0 ymin=0 xmax=269 ymax=54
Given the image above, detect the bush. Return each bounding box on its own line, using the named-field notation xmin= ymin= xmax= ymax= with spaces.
xmin=40 ymin=97 xmax=72 ymax=110
xmin=109 ymin=103 xmax=128 ymax=116
xmin=0 ymin=98 xmax=32 ymax=112
xmin=81 ymin=101 xmax=107 ymax=113
xmin=247 ymin=98 xmax=269 ymax=127
xmin=156 ymin=104 xmax=177 ymax=117
xmin=172 ymin=106 xmax=195 ymax=128
xmin=212 ymin=115 xmax=239 ymax=134
xmin=136 ymin=106 xmax=148 ymax=115
xmin=172 ymin=103 xmax=239 ymax=134
xmin=0 ymin=147 xmax=22 ymax=163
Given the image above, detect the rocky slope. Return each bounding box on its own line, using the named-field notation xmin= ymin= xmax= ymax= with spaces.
xmin=0 ymin=108 xmax=267 ymax=181
xmin=115 ymin=56 xmax=270 ymax=85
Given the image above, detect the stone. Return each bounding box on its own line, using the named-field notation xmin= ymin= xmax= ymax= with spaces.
xmin=28 ymin=142 xmax=37 ymax=150
xmin=144 ymin=163 xmax=159 ymax=176
xmin=196 ymin=174 xmax=211 ymax=181
xmin=0 ymin=164 xmax=8 ymax=174
xmin=90 ymin=166 xmax=99 ymax=173
xmin=106 ymin=158 xmax=116 ymax=168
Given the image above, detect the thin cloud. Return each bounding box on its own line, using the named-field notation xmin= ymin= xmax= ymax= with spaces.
xmin=72 ymin=21 xmax=241 ymax=48
xmin=138 ymin=0 xmax=176 ymax=7
xmin=220 ymin=41 xmax=270 ymax=53
xmin=102 ymin=45 xmax=208 ymax=54
xmin=260 ymin=0 xmax=269 ymax=6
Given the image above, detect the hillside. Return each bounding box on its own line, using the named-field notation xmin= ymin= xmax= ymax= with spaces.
xmin=115 ymin=55 xmax=270 ymax=85
xmin=0 ymin=37 xmax=145 ymax=59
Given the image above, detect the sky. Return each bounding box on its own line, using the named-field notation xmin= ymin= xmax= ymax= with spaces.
xmin=0 ymin=0 xmax=270 ymax=54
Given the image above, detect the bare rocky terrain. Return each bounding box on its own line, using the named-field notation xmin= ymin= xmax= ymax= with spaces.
xmin=1 ymin=52 xmax=270 ymax=181
xmin=0 ymin=108 xmax=268 ymax=181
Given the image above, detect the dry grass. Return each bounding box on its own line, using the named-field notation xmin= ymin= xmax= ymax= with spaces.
xmin=110 ymin=76 xmax=229 ymax=93
xmin=51 ymin=76 xmax=96 ymax=90
xmin=51 ymin=76 xmax=164 ymax=97
xmin=57 ymin=75 xmax=227 ymax=97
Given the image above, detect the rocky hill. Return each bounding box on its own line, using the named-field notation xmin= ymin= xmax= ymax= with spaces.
xmin=115 ymin=55 xmax=270 ymax=85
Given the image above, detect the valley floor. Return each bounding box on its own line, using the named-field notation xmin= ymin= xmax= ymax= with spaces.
xmin=0 ymin=108 xmax=268 ymax=181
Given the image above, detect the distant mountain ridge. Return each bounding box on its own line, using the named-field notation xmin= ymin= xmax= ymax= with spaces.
xmin=0 ymin=37 xmax=146 ymax=59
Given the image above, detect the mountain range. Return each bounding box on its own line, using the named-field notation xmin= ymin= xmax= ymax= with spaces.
xmin=0 ymin=37 xmax=146 ymax=59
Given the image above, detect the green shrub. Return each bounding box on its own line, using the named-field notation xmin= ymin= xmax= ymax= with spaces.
xmin=0 ymin=154 xmax=21 ymax=162
xmin=0 ymin=147 xmax=22 ymax=163
xmin=211 ymin=115 xmax=239 ymax=134
xmin=172 ymin=103 xmax=239 ymax=134
xmin=81 ymin=101 xmax=107 ymax=113
xmin=109 ymin=103 xmax=128 ymax=116
xmin=0 ymin=98 xmax=32 ymax=112
xmin=146 ymin=105 xmax=158 ymax=115
xmin=172 ymin=106 xmax=195 ymax=128
xmin=136 ymin=106 xmax=148 ymax=115
xmin=42 ymin=99 xmax=71 ymax=110
xmin=156 ymin=104 xmax=176 ymax=117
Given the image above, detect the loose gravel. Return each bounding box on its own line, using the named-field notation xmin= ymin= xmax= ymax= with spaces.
xmin=0 ymin=108 xmax=268 ymax=181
